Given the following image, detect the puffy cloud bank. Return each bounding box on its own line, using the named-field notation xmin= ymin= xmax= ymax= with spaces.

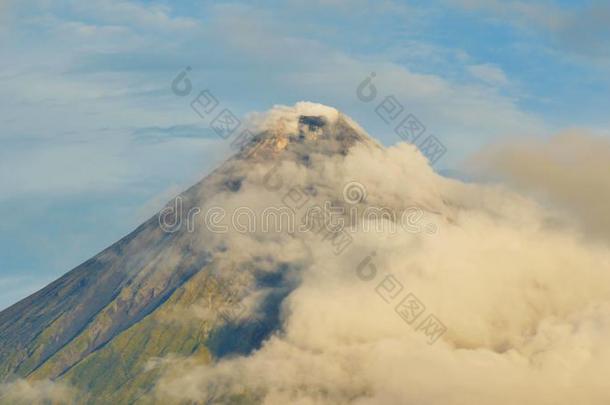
xmin=468 ymin=131 xmax=610 ymax=243
xmin=138 ymin=106 xmax=610 ymax=404
xmin=0 ymin=379 xmax=79 ymax=404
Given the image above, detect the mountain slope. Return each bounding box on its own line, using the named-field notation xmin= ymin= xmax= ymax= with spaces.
xmin=0 ymin=103 xmax=381 ymax=404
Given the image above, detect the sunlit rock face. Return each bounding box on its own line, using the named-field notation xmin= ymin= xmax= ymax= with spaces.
xmin=236 ymin=102 xmax=380 ymax=162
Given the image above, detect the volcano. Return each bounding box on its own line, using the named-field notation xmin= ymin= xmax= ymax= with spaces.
xmin=3 ymin=103 xmax=607 ymax=405
xmin=0 ymin=103 xmax=402 ymax=404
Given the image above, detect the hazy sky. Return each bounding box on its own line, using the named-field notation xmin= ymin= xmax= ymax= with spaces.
xmin=1 ymin=0 xmax=609 ymax=309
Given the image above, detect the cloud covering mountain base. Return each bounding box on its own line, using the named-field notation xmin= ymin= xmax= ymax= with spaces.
xmin=2 ymin=103 xmax=609 ymax=405
xmin=145 ymin=104 xmax=610 ymax=404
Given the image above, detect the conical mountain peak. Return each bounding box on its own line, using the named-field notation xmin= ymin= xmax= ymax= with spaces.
xmin=236 ymin=102 xmax=379 ymax=160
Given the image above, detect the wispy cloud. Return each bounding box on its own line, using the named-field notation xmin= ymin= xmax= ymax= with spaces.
xmin=468 ymin=130 xmax=610 ymax=243
xmin=449 ymin=0 xmax=610 ymax=64
xmin=467 ymin=63 xmax=509 ymax=86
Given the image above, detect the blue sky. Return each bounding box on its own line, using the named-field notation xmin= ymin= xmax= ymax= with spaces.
xmin=1 ymin=0 xmax=609 ymax=309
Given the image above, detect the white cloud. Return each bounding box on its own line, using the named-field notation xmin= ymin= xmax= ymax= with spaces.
xmin=449 ymin=0 xmax=610 ymax=63
xmin=467 ymin=63 xmax=509 ymax=86
xmin=68 ymin=0 xmax=199 ymax=31
xmin=467 ymin=130 xmax=610 ymax=243
xmin=0 ymin=379 xmax=79 ymax=404
xmin=140 ymin=104 xmax=610 ymax=404
xmin=448 ymin=0 xmax=566 ymax=30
